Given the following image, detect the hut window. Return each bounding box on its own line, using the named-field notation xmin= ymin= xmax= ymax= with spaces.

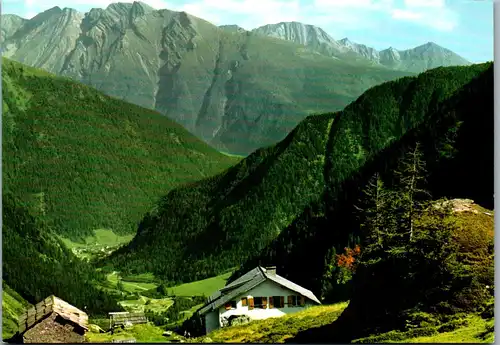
xmin=225 ymin=301 xmax=236 ymax=310
xmin=299 ymin=296 xmax=305 ymax=306
xmin=248 ymin=297 xmax=255 ymax=310
xmin=262 ymin=297 xmax=268 ymax=309
xmin=253 ymin=297 xmax=267 ymax=309
xmin=288 ymin=295 xmax=298 ymax=307
xmin=241 ymin=297 xmax=248 ymax=307
xmin=272 ymin=296 xmax=284 ymax=308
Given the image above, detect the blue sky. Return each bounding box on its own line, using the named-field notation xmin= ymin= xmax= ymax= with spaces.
xmin=2 ymin=0 xmax=493 ymax=62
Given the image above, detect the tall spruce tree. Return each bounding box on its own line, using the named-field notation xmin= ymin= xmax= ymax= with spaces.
xmin=354 ymin=172 xmax=395 ymax=262
xmin=393 ymin=142 xmax=430 ymax=240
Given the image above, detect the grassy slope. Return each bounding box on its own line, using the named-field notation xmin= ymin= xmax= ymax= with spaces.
xmin=169 ymin=271 xmax=232 ymax=297
xmin=2 ymin=283 xmax=32 ymax=340
xmin=105 ymin=63 xmax=492 ymax=286
xmin=355 ymin=314 xmax=495 ymax=343
xmin=2 ymin=57 xmax=239 ymax=239
xmin=59 ymin=229 xmax=134 ymax=261
xmin=86 ymin=323 xmax=172 ymax=343
xmin=188 ymin=302 xmax=493 ymax=344
xmin=398 ymin=315 xmax=494 ymax=343
xmin=203 ymin=303 xmax=348 ymax=343
xmin=107 ymin=272 xmax=158 ymax=293
xmin=86 ymin=301 xmax=493 ymax=343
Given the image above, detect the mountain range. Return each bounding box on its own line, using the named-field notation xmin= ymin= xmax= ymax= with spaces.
xmin=1 ymin=2 xmax=470 ymax=155
xmin=251 ymin=22 xmax=471 ymax=72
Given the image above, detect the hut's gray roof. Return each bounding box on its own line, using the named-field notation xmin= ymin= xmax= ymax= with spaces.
xmin=198 ymin=267 xmax=321 ymax=315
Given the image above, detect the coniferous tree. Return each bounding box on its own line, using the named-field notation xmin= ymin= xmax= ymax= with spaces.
xmin=393 ymin=142 xmax=430 ymax=240
xmin=354 ymin=172 xmax=395 ymax=262
xmin=346 ymin=144 xmax=493 ymax=337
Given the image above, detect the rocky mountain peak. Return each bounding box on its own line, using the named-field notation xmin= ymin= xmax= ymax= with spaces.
xmin=219 ymin=24 xmax=246 ymax=33
xmin=251 ymin=21 xmax=344 ymax=56
xmin=379 ymin=46 xmax=401 ymax=64
xmin=30 ymin=6 xmax=62 ymax=22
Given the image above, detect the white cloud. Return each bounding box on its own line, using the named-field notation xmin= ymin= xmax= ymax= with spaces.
xmin=313 ymin=0 xmax=374 ymax=9
xmin=391 ymin=9 xmax=422 ymax=20
xmin=306 ymin=0 xmax=395 ymax=33
xmin=391 ymin=3 xmax=458 ymax=31
xmin=404 ymin=0 xmax=444 ymax=8
xmin=176 ymin=0 xmax=301 ymax=28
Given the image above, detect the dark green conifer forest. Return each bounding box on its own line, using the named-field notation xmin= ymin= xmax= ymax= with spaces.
xmin=105 ymin=63 xmax=493 ymax=300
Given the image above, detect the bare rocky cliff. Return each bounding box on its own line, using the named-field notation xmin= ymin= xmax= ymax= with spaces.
xmin=253 ymin=22 xmax=471 ymax=73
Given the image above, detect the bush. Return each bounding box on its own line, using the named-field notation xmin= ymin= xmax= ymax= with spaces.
xmin=437 ymin=318 xmax=468 ymax=333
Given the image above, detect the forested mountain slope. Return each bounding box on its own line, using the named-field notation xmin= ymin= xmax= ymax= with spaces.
xmin=2 ymin=58 xmax=237 ymax=240
xmin=2 ymin=192 xmax=122 ymax=322
xmin=105 ymin=63 xmax=492 ymax=288
xmin=232 ymin=61 xmax=493 ymax=298
xmin=1 ymin=3 xmax=415 ymax=155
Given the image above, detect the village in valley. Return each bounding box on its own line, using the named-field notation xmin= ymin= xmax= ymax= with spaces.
xmin=9 ymin=264 xmax=324 ymax=343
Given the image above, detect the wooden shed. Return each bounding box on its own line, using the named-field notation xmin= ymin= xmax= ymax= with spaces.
xmin=17 ymin=295 xmax=89 ymax=343
xmin=108 ymin=312 xmax=147 ymax=329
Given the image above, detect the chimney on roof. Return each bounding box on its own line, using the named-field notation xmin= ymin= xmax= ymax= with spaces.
xmin=265 ymin=266 xmax=276 ymax=275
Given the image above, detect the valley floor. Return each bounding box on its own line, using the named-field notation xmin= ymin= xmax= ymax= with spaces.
xmin=84 ymin=301 xmax=494 ymax=343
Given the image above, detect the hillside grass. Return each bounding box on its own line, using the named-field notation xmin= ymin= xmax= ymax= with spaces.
xmin=86 ymin=323 xmax=177 ymax=343
xmin=352 ymin=314 xmax=494 ymax=343
xmin=118 ymin=297 xmax=174 ymax=313
xmin=59 ymin=229 xmax=134 ymax=260
xmin=402 ymin=315 xmax=494 ymax=343
xmin=199 ymin=303 xmax=348 ymax=343
xmin=170 ymin=271 xmax=233 ymax=297
xmin=2 ymin=57 xmax=239 ymax=240
xmin=106 ymin=272 xmax=158 ymax=293
xmin=188 ymin=302 xmax=493 ymax=344
xmin=2 ymin=283 xmax=32 ymax=340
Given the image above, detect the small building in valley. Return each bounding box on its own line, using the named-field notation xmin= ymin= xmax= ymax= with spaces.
xmin=108 ymin=311 xmax=147 ymax=329
xmin=17 ymin=295 xmax=89 ymax=343
xmin=197 ymin=266 xmax=321 ymax=334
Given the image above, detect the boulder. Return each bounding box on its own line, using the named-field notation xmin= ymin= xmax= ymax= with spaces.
xmin=88 ymin=324 xmax=106 ymax=333
xmin=227 ymin=314 xmax=251 ymax=327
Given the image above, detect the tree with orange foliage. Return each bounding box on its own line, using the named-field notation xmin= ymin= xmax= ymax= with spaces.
xmin=336 ymin=245 xmax=361 ymax=272
xmin=332 ymin=244 xmax=361 ymax=286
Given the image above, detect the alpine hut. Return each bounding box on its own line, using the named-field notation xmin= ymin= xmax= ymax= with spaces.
xmin=16 ymin=295 xmax=89 ymax=343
